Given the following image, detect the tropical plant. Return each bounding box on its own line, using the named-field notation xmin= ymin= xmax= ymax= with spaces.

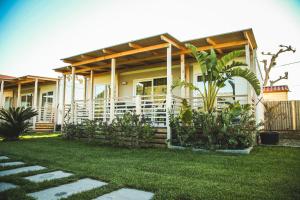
xmin=0 ymin=107 xmax=38 ymax=141
xmin=263 ymin=102 xmax=286 ymax=131
xmin=173 ymin=44 xmax=261 ymax=113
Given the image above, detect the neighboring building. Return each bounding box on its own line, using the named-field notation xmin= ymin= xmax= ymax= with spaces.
xmin=0 ymin=75 xmax=59 ymax=131
xmin=263 ymin=85 xmax=289 ymax=101
xmin=53 ymin=28 xmax=264 ymax=146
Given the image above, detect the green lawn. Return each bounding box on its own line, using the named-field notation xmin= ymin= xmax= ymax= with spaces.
xmin=0 ymin=135 xmax=299 ymax=200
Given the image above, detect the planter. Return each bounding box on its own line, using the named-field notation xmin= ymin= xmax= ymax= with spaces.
xmin=170 ymin=145 xmax=253 ymax=154
xmin=260 ymin=131 xmax=279 ymax=145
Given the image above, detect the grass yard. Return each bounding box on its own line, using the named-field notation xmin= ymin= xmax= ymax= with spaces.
xmin=0 ymin=135 xmax=299 ymax=200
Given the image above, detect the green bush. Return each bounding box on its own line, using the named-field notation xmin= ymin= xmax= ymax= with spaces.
xmin=170 ymin=101 xmax=260 ymax=149
xmin=63 ymin=112 xmax=155 ymax=148
xmin=0 ymin=107 xmax=38 ymax=141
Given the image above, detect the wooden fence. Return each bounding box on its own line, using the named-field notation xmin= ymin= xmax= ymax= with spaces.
xmin=264 ymin=100 xmax=300 ymax=131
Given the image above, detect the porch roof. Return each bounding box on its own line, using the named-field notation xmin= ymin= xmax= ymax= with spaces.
xmin=3 ymin=75 xmax=58 ymax=88
xmin=54 ymin=28 xmax=257 ymax=76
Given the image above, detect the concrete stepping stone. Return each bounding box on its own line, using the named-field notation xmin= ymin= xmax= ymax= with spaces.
xmin=0 ymin=156 xmax=9 ymax=160
xmin=0 ymin=166 xmax=46 ymax=177
xmin=94 ymin=188 xmax=154 ymax=200
xmin=0 ymin=161 xmax=25 ymax=167
xmin=24 ymin=170 xmax=73 ymax=183
xmin=28 ymin=178 xmax=107 ymax=200
xmin=0 ymin=182 xmax=18 ymax=192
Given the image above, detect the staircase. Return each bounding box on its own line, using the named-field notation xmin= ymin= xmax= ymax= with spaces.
xmin=34 ymin=122 xmax=55 ymax=132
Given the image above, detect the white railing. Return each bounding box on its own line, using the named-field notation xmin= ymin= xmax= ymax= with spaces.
xmin=37 ymin=103 xmax=56 ymax=123
xmin=65 ymin=94 xmax=251 ymax=127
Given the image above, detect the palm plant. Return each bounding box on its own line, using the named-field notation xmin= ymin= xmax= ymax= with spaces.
xmin=174 ymin=44 xmax=261 ymax=113
xmin=0 ymin=107 xmax=38 ymax=141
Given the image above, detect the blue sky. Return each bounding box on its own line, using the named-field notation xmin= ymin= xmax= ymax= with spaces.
xmin=0 ymin=0 xmax=300 ymax=99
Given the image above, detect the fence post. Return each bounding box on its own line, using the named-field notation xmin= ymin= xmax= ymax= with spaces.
xmin=291 ymin=101 xmax=296 ymax=130
xmin=135 ymin=95 xmax=142 ymax=118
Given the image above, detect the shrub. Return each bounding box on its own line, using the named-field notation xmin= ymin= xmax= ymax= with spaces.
xmin=0 ymin=107 xmax=38 ymax=141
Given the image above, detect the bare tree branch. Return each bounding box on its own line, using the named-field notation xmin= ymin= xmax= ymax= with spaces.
xmin=270 ymin=72 xmax=288 ymax=86
xmin=261 ymin=45 xmax=296 ymax=86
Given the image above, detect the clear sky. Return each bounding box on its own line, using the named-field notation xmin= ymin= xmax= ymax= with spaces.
xmin=0 ymin=0 xmax=300 ymax=99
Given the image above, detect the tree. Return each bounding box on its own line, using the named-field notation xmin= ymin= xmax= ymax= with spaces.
xmin=173 ymin=44 xmax=261 ymax=113
xmin=261 ymin=45 xmax=296 ymax=86
xmin=0 ymin=107 xmax=38 ymax=141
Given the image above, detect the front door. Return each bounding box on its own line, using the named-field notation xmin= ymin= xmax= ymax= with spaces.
xmin=40 ymin=91 xmax=54 ymax=122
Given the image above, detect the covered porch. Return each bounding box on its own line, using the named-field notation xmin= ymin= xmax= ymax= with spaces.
xmin=54 ymin=29 xmax=258 ymax=144
xmin=0 ymin=75 xmax=59 ymax=131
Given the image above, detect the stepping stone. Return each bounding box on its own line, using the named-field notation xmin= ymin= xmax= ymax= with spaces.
xmin=28 ymin=178 xmax=107 ymax=200
xmin=0 ymin=166 xmax=46 ymax=177
xmin=0 ymin=161 xmax=25 ymax=167
xmin=24 ymin=170 xmax=73 ymax=183
xmin=0 ymin=182 xmax=18 ymax=192
xmin=94 ymin=188 xmax=154 ymax=200
xmin=0 ymin=156 xmax=9 ymax=160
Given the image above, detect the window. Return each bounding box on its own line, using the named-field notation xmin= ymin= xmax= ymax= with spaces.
xmin=135 ymin=77 xmax=167 ymax=96
xmin=194 ymin=75 xmax=235 ymax=96
xmin=94 ymin=84 xmax=110 ymax=99
xmin=21 ymin=94 xmax=33 ymax=107
xmin=41 ymin=91 xmax=54 ymax=107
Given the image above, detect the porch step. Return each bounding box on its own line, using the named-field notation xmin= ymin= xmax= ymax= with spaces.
xmin=34 ymin=122 xmax=55 ymax=132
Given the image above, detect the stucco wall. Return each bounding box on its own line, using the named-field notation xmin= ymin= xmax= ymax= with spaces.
xmin=263 ymin=92 xmax=288 ymax=101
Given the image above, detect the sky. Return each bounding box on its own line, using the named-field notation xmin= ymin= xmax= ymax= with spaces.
xmin=0 ymin=0 xmax=300 ymax=99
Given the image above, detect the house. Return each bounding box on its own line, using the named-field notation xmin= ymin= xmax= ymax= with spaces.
xmin=263 ymin=85 xmax=289 ymax=101
xmin=53 ymin=28 xmax=263 ymax=147
xmin=0 ymin=75 xmax=59 ymax=132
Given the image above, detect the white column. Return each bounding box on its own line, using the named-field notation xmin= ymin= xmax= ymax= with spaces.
xmin=135 ymin=95 xmax=142 ymax=116
xmin=110 ymin=58 xmax=116 ymax=122
xmin=0 ymin=80 xmax=4 ymax=108
xmin=166 ymin=44 xmax=172 ymax=148
xmin=83 ymin=77 xmax=87 ymax=103
xmin=33 ymin=78 xmax=38 ymax=129
xmin=245 ymin=44 xmax=252 ymax=105
xmin=89 ymin=70 xmax=94 ymax=120
xmin=61 ymin=75 xmax=66 ymax=130
xmin=17 ymin=83 xmax=21 ymax=107
xmin=180 ymin=54 xmax=185 ymax=98
xmin=71 ymin=67 xmax=76 ymax=123
xmin=54 ymin=79 xmax=59 ymax=131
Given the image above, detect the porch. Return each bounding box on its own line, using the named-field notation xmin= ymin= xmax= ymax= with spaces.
xmin=54 ymin=29 xmax=259 ymax=145
xmin=0 ymin=75 xmax=59 ymax=131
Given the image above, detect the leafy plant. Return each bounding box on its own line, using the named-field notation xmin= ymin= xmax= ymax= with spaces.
xmin=263 ymin=102 xmax=286 ymax=131
xmin=0 ymin=107 xmax=38 ymax=141
xmin=82 ymin=119 xmax=98 ymax=142
xmin=173 ymin=45 xmax=261 ymax=113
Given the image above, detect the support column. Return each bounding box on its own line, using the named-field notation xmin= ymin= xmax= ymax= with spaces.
xmin=17 ymin=83 xmax=21 ymax=107
xmin=71 ymin=67 xmax=76 ymax=123
xmin=245 ymin=44 xmax=252 ymax=105
xmin=89 ymin=70 xmax=94 ymax=120
xmin=166 ymin=44 xmax=172 ymax=148
xmin=185 ymin=64 xmax=190 ymax=98
xmin=0 ymin=80 xmax=4 ymax=108
xmin=110 ymin=58 xmax=116 ymax=122
xmin=33 ymin=78 xmax=38 ymax=129
xmin=83 ymin=77 xmax=87 ymax=104
xmin=61 ymin=75 xmax=66 ymax=130
xmin=54 ymin=79 xmax=59 ymax=131
xmin=180 ymin=54 xmax=185 ymax=98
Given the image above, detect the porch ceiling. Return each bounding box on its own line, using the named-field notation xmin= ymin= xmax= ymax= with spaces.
xmin=3 ymin=75 xmax=58 ymax=88
xmin=53 ymin=28 xmax=256 ymax=76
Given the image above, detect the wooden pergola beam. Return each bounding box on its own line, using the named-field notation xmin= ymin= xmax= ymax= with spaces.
xmin=129 ymin=42 xmax=159 ymax=55
xmin=71 ymin=43 xmax=169 ymax=67
xmin=81 ymin=55 xmax=95 ymax=59
xmin=64 ymin=40 xmax=248 ymax=74
xmin=243 ymin=31 xmax=254 ymax=50
xmin=161 ymin=35 xmax=187 ymax=50
xmin=206 ymin=38 xmax=223 ymax=54
xmin=102 ymin=49 xmax=115 ymax=54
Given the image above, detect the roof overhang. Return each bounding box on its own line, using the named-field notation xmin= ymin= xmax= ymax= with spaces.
xmin=53 ymin=28 xmax=257 ymax=75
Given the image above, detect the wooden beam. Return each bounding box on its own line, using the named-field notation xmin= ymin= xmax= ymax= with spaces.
xmin=81 ymin=55 xmax=95 ymax=59
xmin=71 ymin=43 xmax=169 ymax=67
xmin=206 ymin=38 xmax=223 ymax=54
xmin=161 ymin=35 xmax=187 ymax=50
xmin=102 ymin=49 xmax=115 ymax=54
xmin=129 ymin=42 xmax=159 ymax=55
xmin=243 ymin=31 xmax=254 ymax=50
xmin=63 ymin=40 xmax=248 ymax=74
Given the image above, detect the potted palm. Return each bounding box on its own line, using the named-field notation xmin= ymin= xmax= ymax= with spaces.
xmin=260 ymin=102 xmax=283 ymax=144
